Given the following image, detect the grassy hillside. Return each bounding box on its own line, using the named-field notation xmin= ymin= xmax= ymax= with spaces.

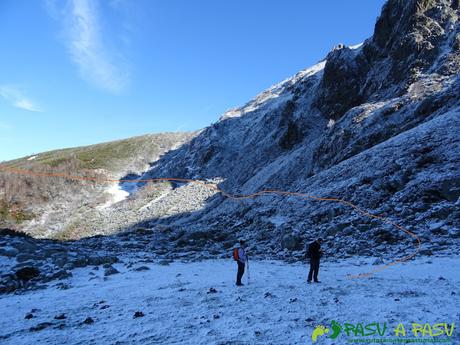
xmin=3 ymin=132 xmax=195 ymax=173
xmin=0 ymin=132 xmax=196 ymax=233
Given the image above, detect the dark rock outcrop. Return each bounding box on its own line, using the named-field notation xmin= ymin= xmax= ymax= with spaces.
xmin=315 ymin=0 xmax=460 ymax=119
xmin=15 ymin=267 xmax=40 ymax=281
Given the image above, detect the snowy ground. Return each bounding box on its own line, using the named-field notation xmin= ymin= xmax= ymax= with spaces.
xmin=0 ymin=257 xmax=458 ymax=345
xmin=98 ymin=183 xmax=130 ymax=209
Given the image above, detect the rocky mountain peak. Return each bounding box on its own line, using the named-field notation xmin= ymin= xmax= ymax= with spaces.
xmin=373 ymin=0 xmax=458 ymax=51
xmin=315 ymin=0 xmax=459 ymax=120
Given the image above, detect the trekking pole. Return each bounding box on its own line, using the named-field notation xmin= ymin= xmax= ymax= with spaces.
xmin=246 ymin=255 xmax=250 ymax=285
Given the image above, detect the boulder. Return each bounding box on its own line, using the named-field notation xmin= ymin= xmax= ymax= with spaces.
xmin=447 ymin=227 xmax=460 ymax=238
xmin=281 ymin=235 xmax=303 ymax=251
xmin=0 ymin=228 xmax=30 ymax=237
xmin=53 ymin=255 xmax=68 ymax=268
xmin=0 ymin=246 xmax=19 ymax=257
xmin=49 ymin=270 xmax=73 ymax=280
xmin=439 ymin=178 xmax=460 ymax=202
xmin=88 ymin=255 xmax=119 ymax=266
xmin=158 ymin=259 xmax=173 ymax=266
xmin=134 ymin=266 xmax=150 ymax=272
xmin=29 ymin=322 xmax=53 ymax=332
xmin=54 ymin=314 xmax=66 ymax=320
xmin=373 ymin=257 xmax=384 ymax=265
xmin=133 ymin=311 xmax=145 ymax=318
xmin=13 ymin=241 xmax=38 ymax=252
xmin=0 ymin=278 xmax=20 ymax=294
xmin=83 ymin=317 xmax=94 ymax=325
xmin=104 ymin=265 xmax=119 ymax=276
xmin=15 ymin=267 xmax=40 ymax=281
xmin=16 ymin=253 xmax=43 ymax=263
xmin=373 ymin=228 xmax=400 ymax=244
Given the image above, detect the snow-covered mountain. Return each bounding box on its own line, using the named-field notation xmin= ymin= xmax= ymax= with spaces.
xmin=2 ymin=0 xmax=459 ymax=254
xmin=130 ymin=0 xmax=460 ymax=260
xmin=1 ymin=0 xmax=459 ymax=286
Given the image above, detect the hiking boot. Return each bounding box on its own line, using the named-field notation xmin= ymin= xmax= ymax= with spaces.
xmin=307 ymin=280 xmax=312 ymax=284
xmin=236 ymin=283 xmax=244 ymax=286
xmin=314 ymin=280 xmax=321 ymax=283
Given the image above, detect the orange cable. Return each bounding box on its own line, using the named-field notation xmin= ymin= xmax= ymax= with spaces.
xmin=0 ymin=164 xmax=421 ymax=279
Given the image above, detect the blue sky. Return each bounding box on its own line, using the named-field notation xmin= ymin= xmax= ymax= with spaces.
xmin=0 ymin=0 xmax=386 ymax=161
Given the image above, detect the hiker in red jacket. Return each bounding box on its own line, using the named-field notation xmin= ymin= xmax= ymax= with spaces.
xmin=233 ymin=240 xmax=247 ymax=286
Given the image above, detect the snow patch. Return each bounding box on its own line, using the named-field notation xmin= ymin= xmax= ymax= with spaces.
xmin=220 ymin=60 xmax=326 ymax=120
xmin=98 ymin=183 xmax=130 ymax=209
xmin=349 ymin=42 xmax=364 ymax=50
xmin=267 ymin=215 xmax=288 ymax=227
xmin=27 ymin=155 xmax=37 ymax=160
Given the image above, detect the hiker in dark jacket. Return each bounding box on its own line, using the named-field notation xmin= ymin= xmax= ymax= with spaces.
xmin=307 ymin=238 xmax=323 ymax=283
xmin=235 ymin=240 xmax=247 ymax=286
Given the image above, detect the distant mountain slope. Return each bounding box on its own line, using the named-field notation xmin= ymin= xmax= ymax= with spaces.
xmin=3 ymin=133 xmax=194 ymax=175
xmin=0 ymin=132 xmax=196 ymax=238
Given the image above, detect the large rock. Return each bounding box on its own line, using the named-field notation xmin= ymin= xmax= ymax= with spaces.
xmin=0 ymin=246 xmax=18 ymax=257
xmin=52 ymin=253 xmax=68 ymax=268
xmin=0 ymin=275 xmax=20 ymax=294
xmin=72 ymin=255 xmax=119 ymax=268
xmin=281 ymin=235 xmax=303 ymax=251
xmin=16 ymin=253 xmax=43 ymax=263
xmin=48 ymin=269 xmax=72 ymax=281
xmin=0 ymin=228 xmax=29 ymax=237
xmin=104 ymin=265 xmax=120 ymax=276
xmin=15 ymin=267 xmax=40 ymax=281
xmin=12 ymin=241 xmax=38 ymax=252
xmin=439 ymin=178 xmax=460 ymax=202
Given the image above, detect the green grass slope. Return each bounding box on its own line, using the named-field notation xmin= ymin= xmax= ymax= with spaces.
xmin=0 ymin=132 xmax=196 ymax=233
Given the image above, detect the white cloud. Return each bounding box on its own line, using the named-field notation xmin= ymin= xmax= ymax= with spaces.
xmin=0 ymin=85 xmax=43 ymax=112
xmin=47 ymin=0 xmax=129 ymax=93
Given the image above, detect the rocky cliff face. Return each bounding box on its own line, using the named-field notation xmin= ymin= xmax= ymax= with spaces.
xmin=316 ymin=0 xmax=460 ymax=120
xmin=132 ymin=0 xmax=460 ymax=260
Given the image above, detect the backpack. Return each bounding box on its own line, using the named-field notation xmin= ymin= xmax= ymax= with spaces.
xmin=233 ymin=248 xmax=240 ymax=261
